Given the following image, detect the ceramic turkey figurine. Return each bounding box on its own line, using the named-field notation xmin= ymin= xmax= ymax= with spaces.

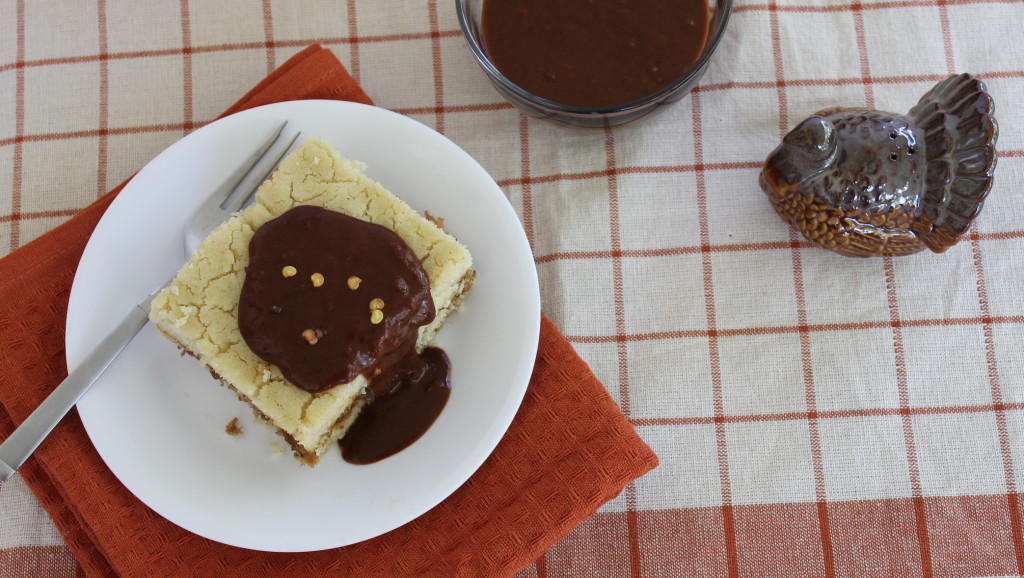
xmin=760 ymin=73 xmax=998 ymax=257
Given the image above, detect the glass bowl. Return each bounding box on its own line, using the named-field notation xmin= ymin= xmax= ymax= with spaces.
xmin=456 ymin=0 xmax=733 ymax=129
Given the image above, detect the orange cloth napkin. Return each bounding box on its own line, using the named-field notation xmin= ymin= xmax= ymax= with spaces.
xmin=0 ymin=45 xmax=658 ymax=576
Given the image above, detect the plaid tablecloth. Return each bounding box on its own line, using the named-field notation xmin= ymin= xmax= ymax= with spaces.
xmin=3 ymin=0 xmax=1024 ymax=576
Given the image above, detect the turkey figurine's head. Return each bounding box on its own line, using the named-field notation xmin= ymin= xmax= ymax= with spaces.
xmin=761 ymin=116 xmax=837 ymax=196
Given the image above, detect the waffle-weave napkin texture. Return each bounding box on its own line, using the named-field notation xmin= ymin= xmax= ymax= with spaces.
xmin=0 ymin=44 xmax=658 ymax=577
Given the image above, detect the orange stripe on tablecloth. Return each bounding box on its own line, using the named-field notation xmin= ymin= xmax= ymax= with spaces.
xmin=790 ymin=228 xmax=837 ymax=576
xmin=734 ymin=0 xmax=1021 ymax=12
xmin=769 ymin=0 xmax=835 ymax=568
xmin=0 ymin=209 xmax=82 ymax=224
xmin=9 ymin=0 xmax=25 ymax=252
xmin=393 ymin=102 xmax=516 ymax=115
xmin=262 ymin=0 xmax=276 ymax=73
xmin=851 ymin=1 xmax=876 ymax=109
xmin=346 ymin=0 xmax=361 ymax=82
xmin=691 ymin=87 xmax=740 ymax=578
xmin=179 ymin=0 xmax=194 ymax=133
xmin=719 ymin=503 xmax=740 ymax=577
xmin=533 ymin=242 xmax=798 ymax=263
xmin=534 ymin=552 xmax=547 ymax=577
xmin=518 ymin=116 xmax=536 ymax=251
xmin=883 ymin=256 xmax=935 ymax=577
xmin=0 ymin=123 xmax=198 ymax=147
xmin=625 ymin=484 xmax=644 ymax=576
xmin=427 ymin=0 xmax=446 ymax=134
xmin=974 ymin=228 xmax=1024 ymax=241
xmin=695 ymin=74 xmax=1000 ymax=92
xmin=937 ymin=0 xmax=956 ymax=76
xmin=96 ymin=0 xmax=110 ymax=201
xmin=0 ymin=31 xmax=467 ymax=74
xmin=558 ymin=314 xmax=1024 ymax=344
xmin=767 ymin=0 xmax=788 ymax=136
xmin=633 ymin=401 xmax=1024 ymax=427
xmin=496 ymin=161 xmax=764 ymax=188
xmin=1010 ymin=493 xmax=1024 ymax=572
xmin=910 ymin=494 xmax=935 ymax=577
xmin=601 ymin=112 xmax=642 ymax=576
xmin=0 ymin=545 xmax=86 ymax=577
xmin=967 ymin=230 xmax=1024 ymax=573
xmin=7 ymin=47 xmax=1022 ymax=88
xmin=603 ymin=129 xmax=629 ymax=417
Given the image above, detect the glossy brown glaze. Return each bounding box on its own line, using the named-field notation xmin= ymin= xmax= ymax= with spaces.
xmin=341 ymin=346 xmax=452 ymax=465
xmin=760 ymin=74 xmax=997 ymax=257
xmin=238 ymin=205 xmax=435 ymax=392
xmin=481 ymin=0 xmax=709 ymax=108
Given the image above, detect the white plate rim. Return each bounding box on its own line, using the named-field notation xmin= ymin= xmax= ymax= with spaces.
xmin=67 ymin=100 xmax=540 ymax=551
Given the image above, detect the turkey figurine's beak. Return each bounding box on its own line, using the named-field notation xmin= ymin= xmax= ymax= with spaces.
xmin=762 ymin=116 xmax=837 ymax=190
xmin=783 ymin=116 xmax=836 ymax=162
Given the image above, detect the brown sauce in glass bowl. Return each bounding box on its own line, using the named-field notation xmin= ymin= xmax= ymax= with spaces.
xmin=481 ymin=0 xmax=710 ymax=108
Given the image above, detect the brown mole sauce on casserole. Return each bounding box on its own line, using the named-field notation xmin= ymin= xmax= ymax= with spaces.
xmin=237 ymin=205 xmax=451 ymax=463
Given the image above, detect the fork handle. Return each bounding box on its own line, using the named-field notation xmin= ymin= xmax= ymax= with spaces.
xmin=0 ymin=303 xmax=150 ymax=482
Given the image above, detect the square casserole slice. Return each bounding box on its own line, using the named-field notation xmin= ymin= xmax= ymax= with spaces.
xmin=149 ymin=137 xmax=475 ymax=465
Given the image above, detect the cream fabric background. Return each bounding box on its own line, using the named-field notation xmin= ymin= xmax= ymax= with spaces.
xmin=2 ymin=0 xmax=1024 ymax=576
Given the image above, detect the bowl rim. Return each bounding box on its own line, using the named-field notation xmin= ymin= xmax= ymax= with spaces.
xmin=455 ymin=0 xmax=734 ymax=116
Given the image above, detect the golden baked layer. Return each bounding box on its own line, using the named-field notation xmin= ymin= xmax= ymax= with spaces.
xmin=149 ymin=137 xmax=475 ymax=465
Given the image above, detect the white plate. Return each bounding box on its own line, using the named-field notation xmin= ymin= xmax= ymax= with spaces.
xmin=67 ymin=100 xmax=540 ymax=552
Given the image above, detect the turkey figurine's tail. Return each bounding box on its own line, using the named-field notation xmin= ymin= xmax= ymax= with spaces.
xmin=909 ymin=73 xmax=998 ymax=252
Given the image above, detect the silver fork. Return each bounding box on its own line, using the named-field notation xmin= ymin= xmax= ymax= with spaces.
xmin=0 ymin=121 xmax=300 ymax=483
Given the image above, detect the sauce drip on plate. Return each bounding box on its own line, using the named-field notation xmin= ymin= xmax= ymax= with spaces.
xmin=341 ymin=346 xmax=452 ymax=465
